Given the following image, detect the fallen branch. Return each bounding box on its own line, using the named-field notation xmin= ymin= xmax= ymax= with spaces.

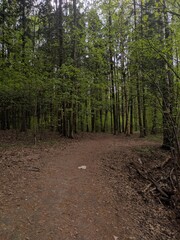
xmin=151 ymin=157 xmax=171 ymax=170
xmin=24 ymin=166 xmax=40 ymax=172
xmin=170 ymin=168 xmax=176 ymax=190
xmin=129 ymin=162 xmax=169 ymax=198
xmin=161 ymin=157 xmax=172 ymax=168
xmin=143 ymin=183 xmax=153 ymax=193
xmin=149 ymin=174 xmax=169 ymax=198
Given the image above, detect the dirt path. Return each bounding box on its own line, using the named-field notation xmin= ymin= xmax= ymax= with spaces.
xmin=0 ymin=134 xmax=179 ymax=240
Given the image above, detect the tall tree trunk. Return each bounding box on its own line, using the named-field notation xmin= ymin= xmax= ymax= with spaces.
xmin=56 ymin=0 xmax=65 ymax=135
xmin=2 ymin=0 xmax=5 ymax=60
xmin=130 ymin=86 xmax=133 ymax=135
xmin=58 ymin=0 xmax=63 ymax=67
xmin=136 ymin=77 xmax=144 ymax=137
xmin=133 ymin=0 xmax=144 ymax=137
xmin=68 ymin=0 xmax=77 ymax=138
xmin=161 ymin=0 xmax=174 ymax=149
xmin=108 ymin=1 xmax=117 ymax=135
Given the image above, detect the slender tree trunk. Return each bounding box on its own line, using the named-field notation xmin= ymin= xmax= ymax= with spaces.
xmin=121 ymin=92 xmax=125 ymax=132
xmin=133 ymin=0 xmax=144 ymax=137
xmin=136 ymin=77 xmax=144 ymax=137
xmin=2 ymin=0 xmax=5 ymax=60
xmin=68 ymin=0 xmax=78 ymax=138
xmin=130 ymin=97 xmax=133 ymax=134
xmin=58 ymin=0 xmax=63 ymax=67
xmin=91 ymin=109 xmax=95 ymax=132
xmin=142 ymin=86 xmax=147 ymax=136
xmin=161 ymin=0 xmax=174 ymax=149
xmin=151 ymin=99 xmax=157 ymax=134
xmin=56 ymin=0 xmax=65 ymax=135
xmin=63 ymin=103 xmax=67 ymax=137
xmin=20 ymin=106 xmax=26 ymax=132
xmin=108 ymin=4 xmax=117 ymax=135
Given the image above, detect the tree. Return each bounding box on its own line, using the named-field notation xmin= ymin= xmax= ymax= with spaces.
xmin=0 ymin=0 xmax=179 ymax=152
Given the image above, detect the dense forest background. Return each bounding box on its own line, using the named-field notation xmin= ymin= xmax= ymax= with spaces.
xmin=0 ymin=0 xmax=179 ymax=149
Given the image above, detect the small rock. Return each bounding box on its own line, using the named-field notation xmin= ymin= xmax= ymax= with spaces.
xmin=78 ymin=166 xmax=86 ymax=170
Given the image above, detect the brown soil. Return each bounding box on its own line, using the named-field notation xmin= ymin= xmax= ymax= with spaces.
xmin=0 ymin=133 xmax=179 ymax=240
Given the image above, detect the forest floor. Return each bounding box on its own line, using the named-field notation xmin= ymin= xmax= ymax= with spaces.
xmin=0 ymin=132 xmax=179 ymax=240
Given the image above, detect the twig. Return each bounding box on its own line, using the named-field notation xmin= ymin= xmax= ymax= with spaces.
xmin=143 ymin=183 xmax=153 ymax=193
xmin=149 ymin=174 xmax=169 ymax=198
xmin=151 ymin=157 xmax=171 ymax=170
xmin=129 ymin=162 xmax=169 ymax=198
xmin=24 ymin=166 xmax=40 ymax=172
xmin=161 ymin=157 xmax=172 ymax=168
xmin=170 ymin=168 xmax=175 ymax=190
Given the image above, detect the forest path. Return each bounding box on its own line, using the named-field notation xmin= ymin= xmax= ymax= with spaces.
xmin=0 ymin=134 xmax=161 ymax=240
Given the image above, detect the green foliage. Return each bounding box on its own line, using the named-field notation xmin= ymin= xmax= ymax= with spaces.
xmin=0 ymin=0 xmax=179 ymax=138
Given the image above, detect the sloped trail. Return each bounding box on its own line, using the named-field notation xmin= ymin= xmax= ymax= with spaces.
xmin=0 ymin=134 xmax=178 ymax=240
